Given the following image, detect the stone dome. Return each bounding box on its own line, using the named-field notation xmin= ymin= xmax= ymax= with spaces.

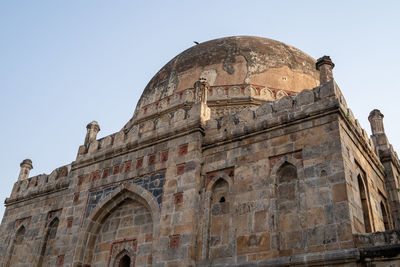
xmin=135 ymin=36 xmax=320 ymax=115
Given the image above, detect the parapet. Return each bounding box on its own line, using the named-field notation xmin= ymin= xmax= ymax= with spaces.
xmin=6 ymin=164 xmax=71 ymax=205
xmin=75 ymin=78 xmax=387 ymax=174
xmin=203 ymin=80 xmax=382 ymax=168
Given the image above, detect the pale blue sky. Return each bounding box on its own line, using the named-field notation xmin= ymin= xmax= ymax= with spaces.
xmin=1 ymin=1 xmax=399 ymax=220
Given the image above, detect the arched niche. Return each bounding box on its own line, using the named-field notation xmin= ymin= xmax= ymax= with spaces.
xmin=37 ymin=217 xmax=59 ymax=267
xmin=272 ymin=159 xmax=302 ymax=251
xmin=202 ymin=170 xmax=234 ymax=262
xmin=113 ymin=249 xmax=133 ymax=267
xmin=5 ymin=225 xmax=27 ymax=267
xmin=72 ymin=183 xmax=160 ymax=266
xmin=357 ymin=175 xmax=372 ymax=233
xmin=380 ymin=201 xmax=390 ymax=231
xmin=209 ymin=178 xmax=231 ymax=258
xmin=14 ymin=225 xmax=25 ymax=245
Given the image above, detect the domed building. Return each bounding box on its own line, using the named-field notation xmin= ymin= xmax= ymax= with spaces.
xmin=1 ymin=36 xmax=400 ymax=266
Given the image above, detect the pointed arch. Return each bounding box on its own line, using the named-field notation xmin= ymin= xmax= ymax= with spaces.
xmin=380 ymin=201 xmax=390 ymax=231
xmin=211 ymin=178 xmax=229 ymax=204
xmin=269 ymin=155 xmax=304 ymax=185
xmin=206 ymin=171 xmax=234 ymax=193
xmin=357 ymin=174 xmax=372 ymax=233
xmin=72 ymin=183 xmax=160 ymax=266
xmin=113 ymin=249 xmax=133 ymax=267
xmin=271 ymin=156 xmax=303 ymax=251
xmin=14 ymin=225 xmax=25 ymax=245
xmin=15 ymin=225 xmax=25 ymax=242
xmin=205 ymin=170 xmax=235 ymax=261
xmin=37 ymin=217 xmax=60 ymax=267
xmin=277 ymin=161 xmax=298 ymax=184
xmin=4 ymin=225 xmax=27 ymax=267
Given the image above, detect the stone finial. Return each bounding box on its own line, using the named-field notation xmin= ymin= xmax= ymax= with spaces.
xmin=18 ymin=159 xmax=33 ymax=181
xmin=368 ymin=109 xmax=385 ymax=135
xmin=84 ymin=121 xmax=100 ymax=146
xmin=316 ymin=56 xmax=335 ymax=85
xmin=194 ymin=77 xmax=209 ymax=104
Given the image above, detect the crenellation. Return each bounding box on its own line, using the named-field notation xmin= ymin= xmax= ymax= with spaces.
xmin=7 ymin=165 xmax=71 ymax=204
xmin=204 ymin=82 xmax=342 ymax=147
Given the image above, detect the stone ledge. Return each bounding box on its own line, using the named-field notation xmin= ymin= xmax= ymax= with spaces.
xmin=355 ymin=230 xmax=400 ymax=248
xmin=72 ymin=121 xmax=205 ymax=171
xmin=197 ymin=248 xmax=359 ymax=267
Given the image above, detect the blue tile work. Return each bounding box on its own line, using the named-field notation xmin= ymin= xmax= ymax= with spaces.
xmin=85 ymin=185 xmax=118 ymax=218
xmin=85 ymin=173 xmax=165 ymax=218
xmin=131 ymin=173 xmax=165 ymax=206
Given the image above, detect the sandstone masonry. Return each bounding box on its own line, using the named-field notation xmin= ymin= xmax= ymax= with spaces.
xmin=1 ymin=36 xmax=399 ymax=267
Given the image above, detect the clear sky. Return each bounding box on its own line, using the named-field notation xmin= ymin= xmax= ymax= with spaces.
xmin=1 ymin=1 xmax=399 ymax=220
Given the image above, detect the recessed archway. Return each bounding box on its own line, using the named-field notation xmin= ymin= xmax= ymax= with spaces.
xmin=72 ymin=183 xmax=160 ymax=266
xmin=358 ymin=175 xmax=372 ymax=233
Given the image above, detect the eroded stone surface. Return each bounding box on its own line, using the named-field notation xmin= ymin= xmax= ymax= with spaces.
xmin=1 ymin=37 xmax=400 ymax=267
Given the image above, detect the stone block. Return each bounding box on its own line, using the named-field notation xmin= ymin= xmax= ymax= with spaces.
xmin=210 ymin=245 xmax=234 ymax=259
xmin=254 ymin=210 xmax=268 ymax=232
xmin=211 ymin=202 xmax=230 ymax=216
xmin=277 ymin=183 xmax=296 ymax=202
xmin=273 ymin=95 xmax=293 ymax=112
xmin=319 ymin=80 xmax=338 ymax=98
xmin=256 ymin=103 xmax=273 ymax=118
xmin=237 ymin=233 xmax=270 ymax=255
xmin=279 ymin=213 xmax=301 ymax=232
xmin=333 ymin=202 xmax=350 ymax=223
xmin=238 ymin=108 xmax=254 ymax=123
xmin=282 ymin=230 xmax=303 ymax=249
xmin=295 ymin=89 xmax=314 ymax=106
xmin=211 ymin=216 xmax=223 ymax=235
xmin=300 ymin=207 xmax=325 ymax=228
xmin=332 ymin=182 xmax=348 ymax=202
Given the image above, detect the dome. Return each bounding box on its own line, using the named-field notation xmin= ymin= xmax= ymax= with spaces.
xmin=135 ymin=36 xmax=319 ymax=120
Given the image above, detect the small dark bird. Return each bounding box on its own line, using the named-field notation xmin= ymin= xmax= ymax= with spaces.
xmin=193 ymin=41 xmax=200 ymax=45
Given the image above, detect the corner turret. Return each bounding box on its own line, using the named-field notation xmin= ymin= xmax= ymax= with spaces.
xmin=84 ymin=121 xmax=100 ymax=146
xmin=18 ymin=159 xmax=33 ymax=181
xmin=316 ymin=56 xmax=335 ymax=85
xmin=368 ymin=109 xmax=389 ymax=150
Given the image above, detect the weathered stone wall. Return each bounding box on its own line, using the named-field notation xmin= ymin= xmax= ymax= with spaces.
xmin=355 ymin=230 xmax=400 ymax=266
xmin=338 ymin=115 xmax=390 ymax=233
xmin=333 ymin=89 xmax=396 ymax=235
xmin=1 ymin=79 xmax=400 ymax=267
xmin=197 ymin=81 xmax=354 ymax=265
xmin=0 ymin=175 xmax=73 ymax=267
xmin=92 ymin=199 xmax=152 ymax=266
